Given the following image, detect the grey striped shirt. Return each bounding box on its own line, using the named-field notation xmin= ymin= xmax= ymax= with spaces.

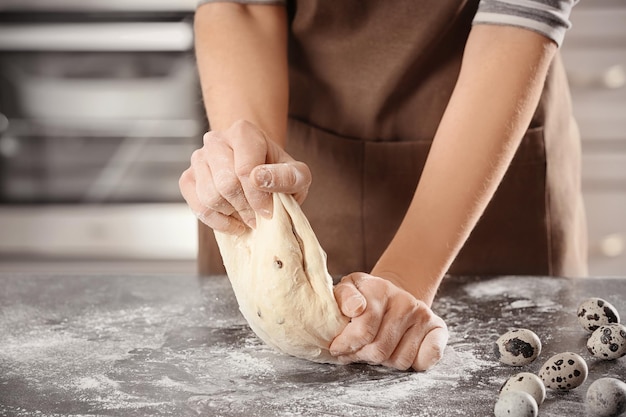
xmin=474 ymin=0 xmax=578 ymax=46
xmin=197 ymin=0 xmax=578 ymax=46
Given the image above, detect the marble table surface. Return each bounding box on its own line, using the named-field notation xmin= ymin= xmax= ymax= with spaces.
xmin=0 ymin=272 xmax=624 ymax=416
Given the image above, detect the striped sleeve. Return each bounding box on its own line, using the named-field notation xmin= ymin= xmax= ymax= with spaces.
xmin=198 ymin=0 xmax=286 ymax=7
xmin=472 ymin=0 xmax=579 ymax=47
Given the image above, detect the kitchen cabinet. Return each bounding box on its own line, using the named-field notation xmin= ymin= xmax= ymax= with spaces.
xmin=561 ymin=1 xmax=626 ymax=275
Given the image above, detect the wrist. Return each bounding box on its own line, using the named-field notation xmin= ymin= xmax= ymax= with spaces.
xmin=370 ymin=265 xmax=442 ymax=307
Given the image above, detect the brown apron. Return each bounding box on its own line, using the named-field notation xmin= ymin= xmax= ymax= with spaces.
xmin=198 ymin=0 xmax=588 ymax=278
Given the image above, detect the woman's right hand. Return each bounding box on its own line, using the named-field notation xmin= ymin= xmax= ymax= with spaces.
xmin=179 ymin=119 xmax=311 ymax=235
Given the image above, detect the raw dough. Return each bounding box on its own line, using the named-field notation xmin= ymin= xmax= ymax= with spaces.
xmin=214 ymin=193 xmax=349 ymax=364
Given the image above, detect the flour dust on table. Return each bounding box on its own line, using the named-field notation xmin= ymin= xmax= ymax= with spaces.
xmin=2 ymin=273 xmax=626 ymax=416
xmin=0 ymin=274 xmax=498 ymax=417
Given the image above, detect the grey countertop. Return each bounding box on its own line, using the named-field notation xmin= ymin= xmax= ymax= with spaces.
xmin=0 ymin=273 xmax=624 ymax=417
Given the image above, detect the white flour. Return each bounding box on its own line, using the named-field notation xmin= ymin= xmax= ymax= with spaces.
xmin=464 ymin=276 xmax=564 ymax=300
xmin=0 ymin=275 xmax=503 ymax=417
xmin=464 ymin=276 xmax=566 ymax=314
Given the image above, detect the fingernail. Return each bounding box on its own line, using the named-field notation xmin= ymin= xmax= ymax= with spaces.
xmin=337 ymin=356 xmax=352 ymax=365
xmin=331 ymin=343 xmax=358 ymax=356
xmin=245 ymin=217 xmax=256 ymax=229
xmin=259 ymin=208 xmax=272 ymax=219
xmin=428 ymin=346 xmax=446 ymax=369
xmin=255 ymin=168 xmax=273 ymax=188
xmin=330 ymin=343 xmax=348 ymax=356
xmin=427 ymin=355 xmax=441 ymax=370
xmin=329 ymin=345 xmax=343 ymax=356
xmin=344 ymin=294 xmax=365 ymax=317
xmin=231 ymin=221 xmax=247 ymax=236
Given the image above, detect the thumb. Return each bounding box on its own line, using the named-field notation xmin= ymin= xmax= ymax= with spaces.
xmin=414 ymin=325 xmax=449 ymax=371
xmin=250 ymin=162 xmax=311 ymax=198
xmin=333 ymin=278 xmax=367 ymax=318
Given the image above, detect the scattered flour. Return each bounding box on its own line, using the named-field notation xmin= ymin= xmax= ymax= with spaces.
xmin=75 ymin=375 xmax=120 ymax=391
xmin=225 ymin=351 xmax=276 ymax=376
xmin=464 ymin=276 xmax=564 ymax=300
xmin=0 ymin=274 xmax=517 ymax=417
xmin=464 ymin=276 xmax=565 ymax=313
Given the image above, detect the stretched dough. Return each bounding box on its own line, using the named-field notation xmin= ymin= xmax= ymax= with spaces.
xmin=214 ymin=193 xmax=349 ymax=364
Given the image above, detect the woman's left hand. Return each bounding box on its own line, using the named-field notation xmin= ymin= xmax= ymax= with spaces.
xmin=330 ymin=272 xmax=448 ymax=371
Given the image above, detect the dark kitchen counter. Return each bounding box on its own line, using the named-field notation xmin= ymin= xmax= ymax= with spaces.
xmin=0 ymin=272 xmax=624 ymax=417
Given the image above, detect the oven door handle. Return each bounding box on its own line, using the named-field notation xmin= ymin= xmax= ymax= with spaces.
xmin=0 ymin=22 xmax=193 ymax=52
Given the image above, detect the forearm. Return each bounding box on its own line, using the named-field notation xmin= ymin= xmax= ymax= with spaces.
xmin=373 ymin=25 xmax=557 ymax=305
xmin=194 ymin=3 xmax=288 ymax=145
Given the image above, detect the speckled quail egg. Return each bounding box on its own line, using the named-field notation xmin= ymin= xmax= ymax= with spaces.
xmin=494 ymin=391 xmax=538 ymax=417
xmin=500 ymin=372 xmax=546 ymax=406
xmin=587 ymin=323 xmax=626 ymax=360
xmin=577 ymin=297 xmax=621 ymax=333
xmin=494 ymin=329 xmax=542 ymax=366
xmin=538 ymin=351 xmax=588 ymax=391
xmin=585 ymin=377 xmax=626 ymax=417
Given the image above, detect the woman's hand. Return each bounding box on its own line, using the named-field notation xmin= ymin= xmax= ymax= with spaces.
xmin=179 ymin=119 xmax=311 ymax=235
xmin=330 ymin=273 xmax=448 ymax=371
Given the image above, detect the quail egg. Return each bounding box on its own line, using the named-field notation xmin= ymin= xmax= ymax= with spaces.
xmin=494 ymin=329 xmax=542 ymax=366
xmin=586 ymin=377 xmax=626 ymax=417
xmin=494 ymin=391 xmax=538 ymax=417
xmin=500 ymin=372 xmax=546 ymax=406
xmin=577 ymin=297 xmax=621 ymax=333
xmin=587 ymin=323 xmax=626 ymax=360
xmin=538 ymin=351 xmax=588 ymax=391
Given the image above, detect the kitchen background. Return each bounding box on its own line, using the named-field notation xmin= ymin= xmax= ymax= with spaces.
xmin=0 ymin=0 xmax=201 ymax=272
xmin=0 ymin=0 xmax=624 ymax=275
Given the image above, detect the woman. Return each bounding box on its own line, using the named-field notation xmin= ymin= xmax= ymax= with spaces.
xmin=180 ymin=0 xmax=587 ymax=371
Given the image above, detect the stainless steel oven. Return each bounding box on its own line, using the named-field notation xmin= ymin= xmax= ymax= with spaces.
xmin=0 ymin=0 xmax=203 ymax=261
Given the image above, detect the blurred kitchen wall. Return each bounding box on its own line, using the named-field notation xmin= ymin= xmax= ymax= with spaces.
xmin=0 ymin=1 xmax=624 ymax=275
xmin=560 ymin=0 xmax=626 ymax=276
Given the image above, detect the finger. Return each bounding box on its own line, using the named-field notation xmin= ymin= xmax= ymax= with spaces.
xmin=349 ymin=300 xmax=419 ymax=367
xmin=382 ymin=308 xmax=447 ymax=371
xmin=376 ymin=299 xmax=436 ymax=370
xmin=197 ymin=209 xmax=247 ymax=235
xmin=413 ymin=325 xmax=448 ymax=371
xmin=333 ymin=279 xmax=367 ymax=318
xmin=381 ymin=324 xmax=422 ymax=371
xmin=330 ymin=274 xmax=385 ymax=356
xmin=179 ymin=168 xmax=246 ymax=235
xmin=187 ymin=147 xmax=236 ymax=215
xmin=250 ymin=161 xmax=312 ymax=202
xmin=179 ymin=167 xmax=201 ymax=211
xmin=229 ymin=121 xmax=273 ymax=219
xmin=204 ymin=139 xmax=257 ymax=228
